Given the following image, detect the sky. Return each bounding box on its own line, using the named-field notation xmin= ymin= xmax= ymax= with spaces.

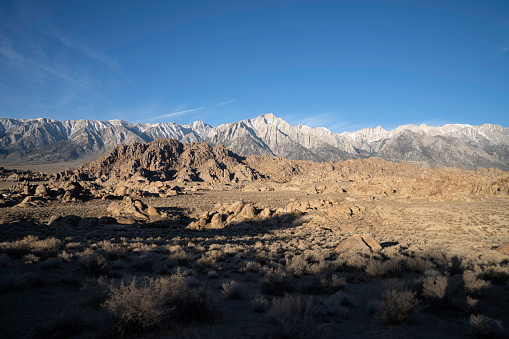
xmin=0 ymin=0 xmax=508 ymax=132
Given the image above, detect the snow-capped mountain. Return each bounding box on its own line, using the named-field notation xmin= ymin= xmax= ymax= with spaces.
xmin=1 ymin=114 xmax=508 ymax=170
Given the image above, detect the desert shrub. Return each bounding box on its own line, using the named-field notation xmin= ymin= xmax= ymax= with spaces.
xmin=77 ymin=249 xmax=108 ymax=275
xmin=421 ymin=274 xmax=464 ymax=313
xmin=206 ymin=249 xmax=225 ymax=262
xmin=251 ymin=296 xmax=269 ymax=313
xmin=469 ymin=314 xmax=505 ymax=338
xmin=422 ymin=275 xmax=449 ymax=300
xmin=300 ymin=274 xmax=346 ymax=295
xmin=82 ymin=276 xmax=110 ymax=307
xmin=57 ymin=251 xmax=73 ymax=262
xmin=267 ymin=294 xmax=321 ymax=338
xmin=481 ymin=266 xmax=509 ymax=285
xmin=339 ymin=252 xmax=368 ymax=272
xmin=420 ymin=249 xmax=449 ymax=267
xmin=322 ymin=292 xmax=356 ymax=318
xmin=0 ymin=235 xmax=62 ymax=259
xmin=260 ymin=268 xmax=294 ymax=296
xmin=308 ymin=261 xmax=334 ymax=276
xmin=23 ymin=253 xmax=40 ymax=264
xmin=404 ymin=257 xmax=434 ymax=273
xmin=374 ymin=285 xmax=417 ymax=325
xmin=169 ymin=247 xmax=189 ymax=265
xmin=240 ymin=261 xmax=262 ymax=274
xmin=221 ymin=280 xmax=244 ymax=300
xmin=463 ymin=270 xmax=491 ymax=294
xmin=254 ymin=251 xmax=271 ymax=265
xmin=103 ymin=271 xmax=214 ymax=334
xmin=97 ymin=240 xmax=125 ymax=260
xmin=365 ymin=258 xmax=401 ymax=278
xmin=130 ymin=254 xmax=154 ymax=272
xmin=286 ymin=255 xmax=308 ymax=276
xmin=195 ymin=254 xmax=217 ymax=271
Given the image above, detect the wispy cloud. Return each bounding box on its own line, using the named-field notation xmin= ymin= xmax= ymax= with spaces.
xmin=214 ymin=99 xmax=237 ymax=106
xmin=54 ymin=35 xmax=120 ymax=71
xmin=145 ymin=107 xmax=205 ymax=122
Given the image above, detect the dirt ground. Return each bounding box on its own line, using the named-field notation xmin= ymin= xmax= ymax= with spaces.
xmin=1 ymin=184 xmax=508 ymax=338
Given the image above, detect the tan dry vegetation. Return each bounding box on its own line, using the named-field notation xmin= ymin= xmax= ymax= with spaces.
xmin=0 ymin=138 xmax=509 ymax=338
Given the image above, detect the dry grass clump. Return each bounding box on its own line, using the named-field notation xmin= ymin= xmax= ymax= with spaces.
xmin=102 ymin=271 xmax=214 ymax=335
xmin=267 ymin=294 xmax=321 ymax=338
xmin=260 ymin=267 xmax=295 ymax=296
xmin=373 ymin=282 xmax=418 ymax=325
xmin=469 ymin=314 xmax=505 ymax=338
xmin=221 ymin=280 xmax=244 ymax=300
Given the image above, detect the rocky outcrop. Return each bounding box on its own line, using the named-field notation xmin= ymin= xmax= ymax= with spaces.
xmin=59 ymin=139 xmax=262 ymax=183
xmin=187 ymin=201 xmax=272 ymax=230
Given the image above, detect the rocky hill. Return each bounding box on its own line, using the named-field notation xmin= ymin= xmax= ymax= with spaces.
xmin=1 ymin=114 xmax=508 ymax=170
xmin=60 ymin=139 xmax=262 ymax=183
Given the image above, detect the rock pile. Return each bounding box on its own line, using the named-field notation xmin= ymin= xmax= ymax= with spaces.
xmin=107 ymin=196 xmax=164 ymax=221
xmin=187 ymin=201 xmax=272 ymax=230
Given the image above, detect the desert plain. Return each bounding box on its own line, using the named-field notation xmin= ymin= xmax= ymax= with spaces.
xmin=1 ymin=139 xmax=508 ymax=338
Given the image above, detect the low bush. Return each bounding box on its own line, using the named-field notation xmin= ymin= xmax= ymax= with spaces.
xmin=260 ymin=268 xmax=294 ymax=296
xmin=267 ymin=294 xmax=321 ymax=338
xmin=374 ymin=285 xmax=417 ymax=325
xmin=469 ymin=314 xmax=505 ymax=338
xmin=221 ymin=280 xmax=244 ymax=300
xmin=102 ymin=271 xmax=214 ymax=335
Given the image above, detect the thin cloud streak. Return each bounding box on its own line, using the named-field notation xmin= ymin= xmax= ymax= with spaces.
xmin=214 ymin=99 xmax=237 ymax=106
xmin=147 ymin=107 xmax=205 ymax=122
xmin=55 ymin=35 xmax=120 ymax=71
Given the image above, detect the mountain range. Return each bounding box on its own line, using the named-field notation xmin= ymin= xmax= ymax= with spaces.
xmin=1 ymin=113 xmax=508 ymax=170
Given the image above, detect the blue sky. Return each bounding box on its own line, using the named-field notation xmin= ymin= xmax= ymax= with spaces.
xmin=1 ymin=0 xmax=508 ymax=132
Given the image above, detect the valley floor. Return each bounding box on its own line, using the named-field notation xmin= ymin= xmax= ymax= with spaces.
xmin=1 ymin=187 xmax=508 ymax=338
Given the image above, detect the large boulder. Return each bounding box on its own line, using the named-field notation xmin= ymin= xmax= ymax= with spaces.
xmin=35 ymin=185 xmax=48 ymax=196
xmin=335 ymin=236 xmax=371 ymax=253
xmin=238 ymin=204 xmax=257 ymax=218
xmin=336 ymin=234 xmax=382 ymax=253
